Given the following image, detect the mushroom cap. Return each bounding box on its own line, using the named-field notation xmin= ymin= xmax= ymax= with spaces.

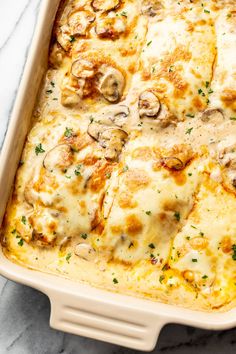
xmin=91 ymin=0 xmax=121 ymax=12
xmin=98 ymin=65 xmax=125 ymax=103
xmin=139 ymin=91 xmax=161 ymax=118
xmin=95 ymin=17 xmax=126 ymax=39
xmin=201 ymin=108 xmax=224 ymax=123
xmin=43 ymin=144 xmax=73 ymax=172
xmin=71 ymin=59 xmax=95 ymax=79
xmin=141 ymin=0 xmax=163 ymax=16
xmin=74 ymin=243 xmax=96 ymax=261
xmin=68 ymin=10 xmax=95 ymax=36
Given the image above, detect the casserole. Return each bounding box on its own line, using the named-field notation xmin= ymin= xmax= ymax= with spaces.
xmin=0 ymin=0 xmax=236 ymax=350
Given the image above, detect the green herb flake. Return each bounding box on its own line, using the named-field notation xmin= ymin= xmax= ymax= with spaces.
xmin=50 ymin=81 xmax=55 ymax=87
xmin=11 ymin=229 xmax=17 ymax=235
xmin=174 ymin=211 xmax=180 ymax=221
xmin=113 ymin=278 xmax=118 ymax=284
xmin=74 ymin=165 xmax=82 ymax=176
xmin=146 ymin=211 xmax=152 ymax=216
xmin=227 ymin=13 xmax=232 ymax=18
xmin=35 ymin=143 xmax=45 ymax=156
xmin=64 ymin=127 xmax=73 ymax=138
xmin=148 ymin=243 xmax=155 ymax=249
xmin=81 ymin=233 xmax=88 ymax=240
xmin=232 ymin=244 xmax=236 ymax=260
xmin=120 ymin=11 xmax=127 ymax=17
xmin=122 ymin=165 xmax=129 ymax=173
xmin=18 ymin=239 xmax=24 ymax=247
xmin=188 ymin=173 xmax=192 ymax=176
xmin=204 ymin=9 xmax=210 ymax=13
xmin=192 ymin=258 xmax=198 ymax=262
xmin=230 ymin=117 xmax=236 ymax=121
xmin=66 ymin=253 xmax=72 ymax=263
xmin=147 ymin=40 xmax=152 ymax=46
xmin=185 ymin=127 xmax=193 ymax=135
xmin=106 ymin=172 xmax=111 ymax=179
xmin=168 ymin=65 xmax=174 ymax=72
xmin=46 ymin=89 xmax=53 ymax=94
xmin=21 ymin=216 xmax=26 ymax=225
xmin=186 ymin=113 xmax=195 ymax=118
xmin=159 ymin=275 xmax=165 ymax=283
xmin=202 ymin=275 xmax=208 ymax=279
xmin=69 ymin=35 xmax=76 ymax=43
xmin=205 ymin=81 xmax=210 ymax=88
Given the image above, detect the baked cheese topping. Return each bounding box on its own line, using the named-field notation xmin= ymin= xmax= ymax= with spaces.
xmin=2 ymin=0 xmax=236 ymax=311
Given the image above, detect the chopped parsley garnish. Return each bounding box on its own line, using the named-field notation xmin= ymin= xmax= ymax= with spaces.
xmin=202 ymin=275 xmax=208 ymax=279
xmin=81 ymin=233 xmax=88 ymax=240
xmin=168 ymin=65 xmax=174 ymax=72
xmin=204 ymin=9 xmax=210 ymax=13
xmin=208 ymin=88 xmax=214 ymax=94
xmin=64 ymin=127 xmax=73 ymax=138
xmin=50 ymin=81 xmax=55 ymax=87
xmin=232 ymin=244 xmax=236 ymax=261
xmin=128 ymin=242 xmax=134 ymax=248
xmin=18 ymin=239 xmax=24 ymax=247
xmin=74 ymin=165 xmax=82 ymax=176
xmin=147 ymin=40 xmax=152 ymax=46
xmin=122 ymin=165 xmax=129 ymax=172
xmin=205 ymin=81 xmax=210 ymax=88
xmin=186 ymin=113 xmax=195 ymax=118
xmin=159 ymin=275 xmax=165 ymax=284
xmin=66 ymin=253 xmax=72 ymax=263
xmin=146 ymin=211 xmax=152 ymax=216
xmin=227 ymin=13 xmax=232 ymax=18
xmin=21 ymin=216 xmax=26 ymax=225
xmin=11 ymin=229 xmax=17 ymax=235
xmin=188 ymin=173 xmax=192 ymax=176
xmin=120 ymin=11 xmax=127 ymax=17
xmin=192 ymin=258 xmax=198 ymax=262
xmin=106 ymin=172 xmax=111 ymax=179
xmin=148 ymin=243 xmax=155 ymax=249
xmin=46 ymin=89 xmax=53 ymax=94
xmin=185 ymin=127 xmax=193 ymax=135
xmin=35 ymin=143 xmax=45 ymax=156
xmin=199 ymin=231 xmax=204 ymax=236
xmin=174 ymin=211 xmax=180 ymax=221
xmin=191 ymin=225 xmax=197 ymax=229
xmin=69 ymin=35 xmax=76 ymax=43
xmin=230 ymin=117 xmax=236 ymax=121
xmin=186 ymin=236 xmax=190 ymax=240
xmin=113 ymin=278 xmax=118 ymax=284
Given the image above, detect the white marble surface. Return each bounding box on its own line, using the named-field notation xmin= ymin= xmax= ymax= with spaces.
xmin=0 ymin=1 xmax=236 ymax=353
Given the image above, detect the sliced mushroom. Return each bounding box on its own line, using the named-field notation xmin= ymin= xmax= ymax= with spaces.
xmin=201 ymin=108 xmax=224 ymax=123
xmin=43 ymin=144 xmax=73 ymax=172
xmin=139 ymin=91 xmax=161 ymax=119
xmin=71 ymin=59 xmax=95 ymax=79
xmin=74 ymin=243 xmax=96 ymax=261
xmin=98 ymin=65 xmax=125 ymax=102
xmin=100 ymin=128 xmax=128 ymax=160
xmin=161 ymin=144 xmax=194 ymax=171
xmin=68 ymin=10 xmax=95 ymax=36
xmin=88 ymin=122 xmax=128 ymax=160
xmin=141 ymin=0 xmax=163 ymax=17
xmin=99 ymin=105 xmax=130 ymax=128
xmin=91 ymin=0 xmax=121 ymax=12
xmin=49 ymin=43 xmax=65 ymax=68
xmin=57 ymin=26 xmax=72 ymax=52
xmin=96 ymin=17 xmax=126 ymax=40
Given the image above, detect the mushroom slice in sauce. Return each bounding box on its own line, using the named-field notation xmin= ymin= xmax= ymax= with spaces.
xmin=139 ymin=91 xmax=161 ymax=119
xmin=71 ymin=59 xmax=95 ymax=79
xmin=162 ymin=157 xmax=184 ymax=171
xmin=201 ymin=108 xmax=224 ymax=123
xmin=57 ymin=26 xmax=72 ymax=52
xmin=74 ymin=243 xmax=96 ymax=261
xmin=68 ymin=10 xmax=95 ymax=36
xmin=61 ymin=87 xmax=81 ymax=107
xmin=96 ymin=17 xmax=126 ymax=40
xmin=91 ymin=0 xmax=121 ymax=12
xmin=99 ymin=105 xmax=130 ymax=128
xmin=100 ymin=128 xmax=128 ymax=160
xmin=98 ymin=65 xmax=125 ymax=103
xmin=43 ymin=144 xmax=73 ymax=172
xmin=161 ymin=144 xmax=194 ymax=171
xmin=141 ymin=0 xmax=163 ymax=16
xmin=88 ymin=122 xmax=128 ymax=160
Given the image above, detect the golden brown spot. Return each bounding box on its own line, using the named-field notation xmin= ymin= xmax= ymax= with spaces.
xmin=118 ymin=192 xmax=137 ymax=209
xmin=190 ymin=237 xmax=208 ymax=251
xmin=171 ymin=171 xmax=187 ymax=186
xmin=125 ymin=214 xmax=143 ymax=235
xmin=111 ymin=225 xmax=123 ymax=234
xmin=221 ymin=236 xmax=232 ymax=254
xmin=88 ymin=161 xmax=114 ymax=192
xmin=192 ymin=96 xmax=205 ymax=110
xmin=124 ymin=169 xmax=151 ymax=192
xmin=221 ymin=89 xmax=236 ymax=109
xmin=132 ymin=146 xmax=153 ymax=160
xmin=82 ymin=155 xmax=100 ymax=166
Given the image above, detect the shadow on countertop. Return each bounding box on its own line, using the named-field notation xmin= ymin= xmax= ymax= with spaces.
xmin=0 ymin=279 xmax=236 ymax=354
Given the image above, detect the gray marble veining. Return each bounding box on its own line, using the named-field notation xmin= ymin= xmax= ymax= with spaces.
xmin=0 ymin=1 xmax=236 ymax=353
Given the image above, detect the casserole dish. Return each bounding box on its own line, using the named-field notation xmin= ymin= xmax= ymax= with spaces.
xmin=0 ymin=0 xmax=236 ymax=351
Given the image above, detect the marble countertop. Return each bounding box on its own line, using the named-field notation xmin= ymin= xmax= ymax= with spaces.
xmin=0 ymin=1 xmax=236 ymax=353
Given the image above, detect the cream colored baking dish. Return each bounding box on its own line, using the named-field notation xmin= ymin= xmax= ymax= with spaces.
xmin=0 ymin=0 xmax=236 ymax=351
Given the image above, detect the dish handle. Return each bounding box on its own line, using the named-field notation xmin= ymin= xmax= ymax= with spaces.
xmin=48 ymin=290 xmax=167 ymax=351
